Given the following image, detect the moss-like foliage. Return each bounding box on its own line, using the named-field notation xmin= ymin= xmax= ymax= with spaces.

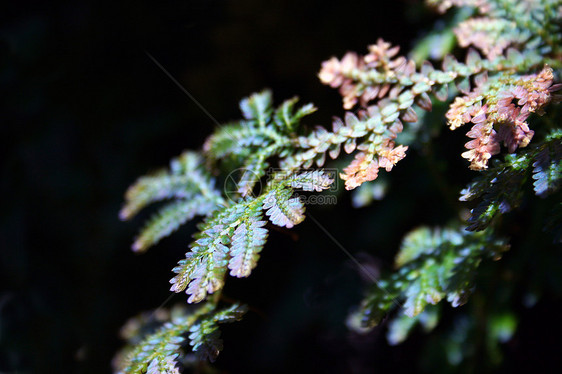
xmin=116 ymin=0 xmax=562 ymax=372
xmin=350 ymin=225 xmax=508 ymax=329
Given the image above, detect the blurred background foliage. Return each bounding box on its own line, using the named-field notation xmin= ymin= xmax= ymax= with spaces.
xmin=2 ymin=0 xmax=562 ymax=373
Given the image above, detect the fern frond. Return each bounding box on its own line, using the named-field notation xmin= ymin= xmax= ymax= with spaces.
xmin=460 ymin=154 xmax=530 ymax=230
xmin=236 ymin=149 xmax=270 ymax=197
xmin=204 ymin=90 xmax=316 ymax=167
xmin=145 ymin=357 xmax=180 ymax=374
xmin=117 ymin=0 xmax=562 ymax=369
xmin=189 ymin=304 xmax=248 ymax=362
xmin=274 ymin=96 xmax=317 ymax=132
xmin=352 ymin=225 xmax=508 ymax=329
xmin=454 ymin=17 xmax=531 ymax=59
xmin=228 ymin=216 xmax=268 ymax=278
xmin=170 ymin=169 xmax=334 ymax=303
xmin=431 ymin=0 xmax=562 ymax=58
xmin=315 ymin=36 xmax=532 ymax=186
xmin=263 ymin=188 xmax=305 ymax=228
xmin=170 ymin=218 xmax=234 ymax=303
xmin=203 ymin=121 xmax=279 ymax=161
xmin=169 ymin=202 xmax=246 ymax=302
xmin=132 ymin=197 xmax=217 ymax=252
xmin=282 ymin=108 xmax=409 ymax=189
xmin=318 ymin=8 xmax=559 ymax=174
xmin=121 ymin=151 xmax=223 ymax=252
xmin=120 ymin=151 xmax=221 ymax=221
xmin=460 ymin=130 xmax=562 ymax=230
xmin=182 ymin=247 xmax=229 ymax=305
xmin=287 ymin=170 xmax=334 ymax=192
xmin=239 ymin=90 xmax=273 ymax=127
xmin=319 ymin=38 xmax=542 ymax=112
xmin=203 ymin=91 xmax=325 ymax=196
xmin=395 ymin=226 xmax=462 ymax=267
xmin=449 ymin=67 xmax=557 ymax=170
xmin=115 ymin=306 xmax=206 ymax=374
xmin=114 ymin=303 xmax=247 ymax=373
xmin=532 ymin=131 xmax=562 ymax=197
xmin=169 ymin=200 xmax=263 ymax=302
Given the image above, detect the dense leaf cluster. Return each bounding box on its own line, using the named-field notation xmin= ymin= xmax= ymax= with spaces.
xmin=116 ymin=0 xmax=562 ymax=372
xmin=461 ymin=130 xmax=562 ymax=230
xmin=350 ymin=226 xmax=508 ymax=329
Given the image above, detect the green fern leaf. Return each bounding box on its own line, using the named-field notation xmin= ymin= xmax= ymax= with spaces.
xmin=132 ymin=197 xmax=217 ymax=252
xmin=120 ymin=171 xmax=190 ymax=220
xmin=146 ymin=357 xmax=180 ymax=374
xmin=239 ymin=90 xmax=273 ymax=127
xmin=274 ymin=96 xmax=317 ymax=132
xmin=532 ymin=135 xmax=562 ymax=197
xmin=170 ymin=227 xmax=231 ymax=304
xmin=169 ymin=207 xmax=240 ymax=303
xmin=170 ymin=201 xmax=264 ymax=303
xmin=170 ymin=170 xmax=334 ymax=303
xmin=189 ymin=304 xmax=248 ymax=362
xmin=203 ymin=121 xmax=272 ymax=160
xmin=460 ymin=154 xmax=530 ymax=231
xmin=459 ymin=130 xmax=562 ymax=231
xmin=120 ymin=151 xmax=219 ymax=220
xmin=115 ymin=314 xmax=192 ymax=374
xmin=352 ymin=226 xmax=508 ymax=329
xmin=236 ymin=153 xmax=269 ymax=197
xmin=288 ymin=170 xmax=334 ymax=192
xmin=189 ymin=320 xmax=222 ymax=362
xmin=403 ymin=262 xmax=444 ymax=317
xmin=263 ymin=188 xmax=305 ymax=228
xmin=228 ymin=217 xmax=268 ymax=278
xmin=395 ymin=227 xmax=461 ymax=267
xmin=115 ymin=303 xmax=246 ymax=372
xmin=185 ymin=245 xmax=230 ymax=304
xmin=352 ymin=278 xmax=402 ymax=329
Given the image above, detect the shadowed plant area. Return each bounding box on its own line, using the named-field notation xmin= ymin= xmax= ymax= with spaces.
xmin=3 ymin=0 xmax=562 ymax=373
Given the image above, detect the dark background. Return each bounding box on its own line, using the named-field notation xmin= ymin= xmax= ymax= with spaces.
xmin=2 ymin=0 xmax=562 ymax=373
